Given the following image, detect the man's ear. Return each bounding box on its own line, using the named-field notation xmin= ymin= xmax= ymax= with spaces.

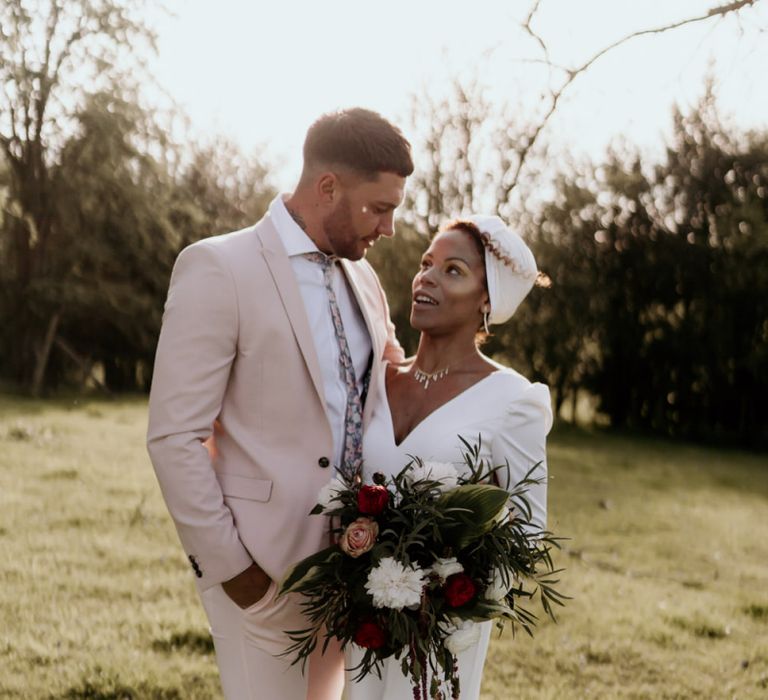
xmin=317 ymin=172 xmax=339 ymax=204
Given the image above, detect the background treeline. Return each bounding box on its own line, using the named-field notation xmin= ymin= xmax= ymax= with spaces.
xmin=371 ymin=86 xmax=768 ymax=448
xmin=1 ymin=2 xmax=766 ymax=447
xmin=0 ymin=0 xmax=276 ymax=396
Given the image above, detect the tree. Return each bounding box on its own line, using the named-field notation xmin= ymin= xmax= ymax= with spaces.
xmin=0 ymin=1 xmax=277 ymax=393
xmin=176 ymin=136 xmax=275 ymax=246
xmin=26 ymin=102 xmax=276 ymax=393
xmin=517 ymin=89 xmax=768 ymax=444
xmin=395 ymin=71 xmax=767 ymax=443
xmin=403 ymin=79 xmax=550 ymax=235
xmin=41 ymin=90 xmax=181 ymax=391
xmin=0 ymin=0 xmax=157 ymax=393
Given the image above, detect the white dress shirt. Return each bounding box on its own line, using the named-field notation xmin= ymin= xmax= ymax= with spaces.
xmin=269 ymin=195 xmax=373 ymax=471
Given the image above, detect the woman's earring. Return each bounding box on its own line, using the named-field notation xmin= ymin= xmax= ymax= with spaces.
xmin=483 ymin=311 xmax=490 ymax=335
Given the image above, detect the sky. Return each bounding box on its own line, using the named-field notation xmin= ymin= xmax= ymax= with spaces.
xmin=147 ymin=0 xmax=768 ymax=191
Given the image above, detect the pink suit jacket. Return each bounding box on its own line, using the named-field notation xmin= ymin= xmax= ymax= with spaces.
xmin=147 ymin=213 xmax=403 ymax=592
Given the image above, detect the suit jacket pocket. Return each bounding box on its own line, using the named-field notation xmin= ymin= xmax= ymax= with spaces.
xmin=217 ymin=473 xmax=273 ymax=502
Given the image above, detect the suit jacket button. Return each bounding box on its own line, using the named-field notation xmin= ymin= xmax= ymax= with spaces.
xmin=318 ymin=457 xmax=330 ymax=468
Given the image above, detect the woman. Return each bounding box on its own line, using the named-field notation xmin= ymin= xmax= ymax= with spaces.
xmin=344 ymin=214 xmax=552 ymax=699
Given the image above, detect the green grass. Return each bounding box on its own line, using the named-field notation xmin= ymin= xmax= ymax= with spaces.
xmin=1 ymin=396 xmax=767 ymax=699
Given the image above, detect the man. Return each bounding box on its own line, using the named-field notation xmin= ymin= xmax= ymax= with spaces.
xmin=147 ymin=108 xmax=413 ymax=699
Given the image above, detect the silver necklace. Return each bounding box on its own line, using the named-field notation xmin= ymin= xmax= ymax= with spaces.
xmin=412 ymin=366 xmax=449 ymax=390
xmin=411 ymin=351 xmax=478 ymax=390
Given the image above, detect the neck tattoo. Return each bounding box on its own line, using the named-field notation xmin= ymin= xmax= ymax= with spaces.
xmin=286 ymin=206 xmax=308 ymax=232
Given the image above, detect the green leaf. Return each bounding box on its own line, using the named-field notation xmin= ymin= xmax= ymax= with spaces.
xmin=279 ymin=545 xmax=340 ymax=594
xmin=458 ymin=598 xmax=515 ymax=621
xmin=437 ymin=484 xmax=509 ymax=549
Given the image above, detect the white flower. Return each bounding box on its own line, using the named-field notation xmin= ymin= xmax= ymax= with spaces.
xmin=365 ymin=557 xmax=426 ymax=610
xmin=316 ymin=477 xmax=346 ymax=510
xmin=484 ymin=568 xmax=513 ymax=602
xmin=406 ymin=460 xmax=459 ymax=493
xmin=430 ymin=557 xmax=464 ymax=582
xmin=443 ymin=618 xmax=481 ymax=654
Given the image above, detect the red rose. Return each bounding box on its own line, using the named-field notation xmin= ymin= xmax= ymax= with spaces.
xmin=357 ymin=484 xmax=389 ymax=516
xmin=443 ymin=573 xmax=477 ymax=608
xmin=353 ymin=621 xmax=386 ymax=649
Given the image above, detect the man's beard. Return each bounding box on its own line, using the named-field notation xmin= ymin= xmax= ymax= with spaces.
xmin=322 ymin=196 xmax=362 ymax=261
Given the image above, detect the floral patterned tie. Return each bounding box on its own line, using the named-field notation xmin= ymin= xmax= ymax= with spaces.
xmin=304 ymin=252 xmax=364 ymax=475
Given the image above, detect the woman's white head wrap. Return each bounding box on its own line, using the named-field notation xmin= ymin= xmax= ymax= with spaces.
xmin=466 ymin=215 xmax=539 ymax=326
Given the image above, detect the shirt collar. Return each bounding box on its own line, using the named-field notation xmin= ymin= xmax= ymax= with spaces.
xmin=269 ymin=194 xmax=321 ymax=258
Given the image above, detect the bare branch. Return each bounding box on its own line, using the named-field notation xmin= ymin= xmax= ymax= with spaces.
xmin=35 ymin=0 xmax=63 ymax=143
xmin=522 ymin=0 xmax=549 ymax=64
xmin=20 ymin=48 xmax=32 ymax=147
xmin=42 ymin=1 xmax=61 ymax=77
xmin=8 ymin=96 xmax=19 ymax=142
xmin=0 ymin=131 xmax=11 ymax=158
xmin=512 ymin=57 xmax=572 ymax=74
xmin=48 ymin=10 xmax=89 ymax=94
xmin=511 ymin=0 xmax=763 ymax=191
xmin=572 ymin=0 xmax=760 ymax=77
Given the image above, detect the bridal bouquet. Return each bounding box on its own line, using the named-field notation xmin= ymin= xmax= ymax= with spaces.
xmin=279 ymin=440 xmax=566 ymax=699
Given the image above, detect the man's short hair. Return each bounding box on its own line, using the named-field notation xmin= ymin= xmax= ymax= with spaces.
xmin=303 ymin=108 xmax=414 ymax=180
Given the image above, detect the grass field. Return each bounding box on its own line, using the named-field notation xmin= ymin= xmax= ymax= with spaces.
xmin=1 ymin=395 xmax=767 ymax=699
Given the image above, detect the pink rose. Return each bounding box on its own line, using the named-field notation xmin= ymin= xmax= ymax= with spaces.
xmin=340 ymin=517 xmax=379 ymax=558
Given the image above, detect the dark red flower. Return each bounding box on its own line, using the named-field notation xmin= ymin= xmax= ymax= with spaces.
xmin=443 ymin=573 xmax=477 ymax=608
xmin=353 ymin=620 xmax=386 ymax=649
xmin=357 ymin=484 xmax=389 ymax=516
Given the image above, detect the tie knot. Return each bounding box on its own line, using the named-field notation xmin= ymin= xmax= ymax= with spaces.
xmin=304 ymin=251 xmax=335 ymax=270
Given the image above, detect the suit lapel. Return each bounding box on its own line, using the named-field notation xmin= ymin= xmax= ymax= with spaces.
xmin=340 ymin=259 xmax=382 ymax=427
xmin=258 ymin=222 xmax=328 ymax=413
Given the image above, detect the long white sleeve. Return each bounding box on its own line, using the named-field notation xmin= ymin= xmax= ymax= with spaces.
xmin=491 ymin=382 xmax=552 ymax=532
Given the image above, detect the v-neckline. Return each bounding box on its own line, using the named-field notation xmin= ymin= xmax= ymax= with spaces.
xmin=385 ymin=370 xmax=504 ymax=448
